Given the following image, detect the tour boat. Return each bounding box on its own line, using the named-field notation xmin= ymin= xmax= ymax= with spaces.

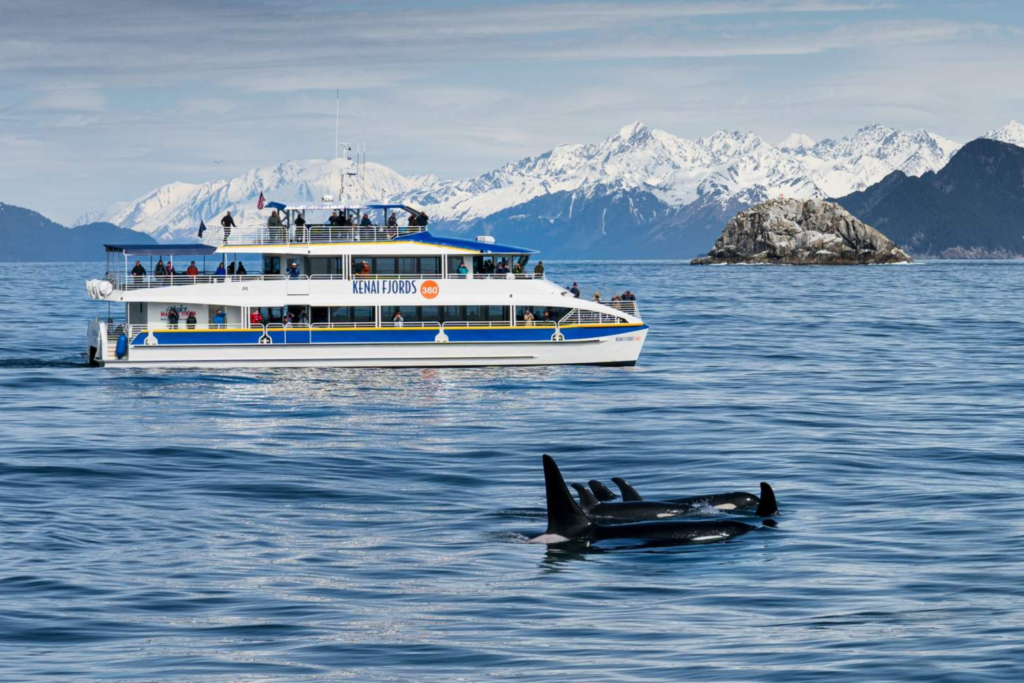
xmin=85 ymin=203 xmax=648 ymax=368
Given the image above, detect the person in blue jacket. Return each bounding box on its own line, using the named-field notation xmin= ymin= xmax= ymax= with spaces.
xmin=288 ymin=262 xmax=300 ymax=279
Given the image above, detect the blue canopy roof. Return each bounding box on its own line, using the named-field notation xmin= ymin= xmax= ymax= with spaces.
xmin=105 ymin=244 xmax=218 ymax=256
xmin=393 ymin=231 xmax=536 ymax=254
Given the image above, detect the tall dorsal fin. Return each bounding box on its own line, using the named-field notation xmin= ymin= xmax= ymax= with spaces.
xmin=756 ymin=482 xmax=779 ymax=517
xmin=588 ymin=479 xmax=618 ymax=502
xmin=570 ymin=482 xmax=599 ymax=511
xmin=542 ymin=455 xmax=593 ymax=539
xmin=611 ymin=477 xmax=644 ymax=502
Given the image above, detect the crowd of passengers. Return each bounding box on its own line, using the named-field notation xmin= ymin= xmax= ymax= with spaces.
xmin=564 ymin=281 xmax=636 ymax=303
xmin=254 ymin=208 xmax=429 ymax=243
xmin=129 ymin=259 xmax=248 ymax=280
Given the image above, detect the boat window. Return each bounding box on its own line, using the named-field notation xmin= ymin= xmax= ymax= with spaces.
xmin=517 ymin=306 xmax=569 ymax=323
xmin=330 ymin=307 xmax=352 ymax=323
xmin=375 ymin=257 xmax=397 ymax=275
xmin=352 ymin=307 xmax=374 ymax=323
xmin=419 ymin=257 xmax=441 ymax=274
xmin=447 ymin=256 xmax=468 ymax=274
xmin=309 ymin=258 xmax=332 ymax=275
xmin=311 ymin=307 xmax=330 ymax=324
xmin=264 ymin=256 xmax=281 ymax=275
xmin=443 ymin=306 xmax=462 ymax=321
xmin=464 ymin=305 xmax=484 ymax=321
xmin=398 ymin=258 xmax=418 ymax=275
xmin=259 ymin=306 xmax=285 ymax=323
xmin=329 ymin=306 xmax=375 ymax=324
xmin=487 ymin=306 xmax=506 ymax=322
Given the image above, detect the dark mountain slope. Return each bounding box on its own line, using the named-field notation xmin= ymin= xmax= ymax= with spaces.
xmin=0 ymin=202 xmax=157 ymax=262
xmin=837 ymin=139 xmax=1024 ymax=258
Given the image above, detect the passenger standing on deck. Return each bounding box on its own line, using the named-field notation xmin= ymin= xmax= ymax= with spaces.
xmin=213 ymin=309 xmax=226 ymax=326
xmin=250 ymin=309 xmax=263 ymax=327
xmin=167 ymin=307 xmax=179 ymax=329
xmin=155 ymin=258 xmax=166 ymax=277
xmin=267 ymin=210 xmax=283 ymax=241
xmin=215 ymin=261 xmax=226 ymax=281
xmin=534 ymin=261 xmax=544 ymax=276
xmin=221 ymin=211 xmax=236 ymax=243
xmin=457 ymin=262 xmax=468 ymax=275
xmin=294 ymin=212 xmax=306 ymax=242
xmin=288 ymin=262 xmax=300 ymax=279
xmin=166 ymin=260 xmax=175 ymax=276
xmin=131 ymin=260 xmax=146 ymax=282
xmin=361 ymin=212 xmax=372 ymax=227
xmin=523 ymin=309 xmax=535 ymax=326
xmin=236 ymin=261 xmax=247 ymax=275
xmin=226 ymin=261 xmax=235 ymax=276
xmin=186 ymin=311 xmax=197 ymax=329
xmin=392 ymin=310 xmax=404 ymax=327
xmin=570 ymin=282 xmax=580 ymax=298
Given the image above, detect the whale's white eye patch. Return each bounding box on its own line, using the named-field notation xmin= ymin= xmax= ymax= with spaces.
xmin=715 ymin=504 xmax=737 ymax=510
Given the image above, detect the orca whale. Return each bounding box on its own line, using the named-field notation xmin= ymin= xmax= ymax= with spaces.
xmin=531 ymin=455 xmax=778 ymax=545
xmin=570 ymin=482 xmax=727 ymax=524
xmin=611 ymin=476 xmax=760 ymax=512
xmin=588 ymin=480 xmax=618 ymax=502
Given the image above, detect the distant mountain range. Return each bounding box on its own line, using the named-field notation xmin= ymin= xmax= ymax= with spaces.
xmin=46 ymin=118 xmax=1024 ymax=258
xmin=837 ymin=138 xmax=1024 ymax=259
xmin=0 ymin=202 xmax=156 ymax=262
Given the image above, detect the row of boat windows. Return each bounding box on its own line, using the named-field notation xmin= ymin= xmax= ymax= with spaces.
xmin=262 ymin=255 xmax=531 ymax=276
xmin=254 ymin=305 xmax=573 ymax=324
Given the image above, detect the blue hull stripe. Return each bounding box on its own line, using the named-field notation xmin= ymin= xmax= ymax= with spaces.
xmin=132 ymin=325 xmax=647 ymax=346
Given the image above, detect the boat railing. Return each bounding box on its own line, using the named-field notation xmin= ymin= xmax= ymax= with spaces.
xmin=605 ymin=300 xmax=641 ymax=318
xmin=219 ymin=224 xmax=428 ymax=246
xmin=559 ymin=301 xmax=642 ymax=325
xmin=106 ymin=271 xmax=548 ymax=290
xmin=108 ymin=273 xmax=283 ymax=290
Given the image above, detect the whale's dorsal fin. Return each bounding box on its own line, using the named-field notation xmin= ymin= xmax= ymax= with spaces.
xmin=543 ymin=455 xmax=593 ymax=540
xmin=611 ymin=477 xmax=644 ymax=502
xmin=588 ymin=479 xmax=618 ymax=502
xmin=756 ymin=482 xmax=779 ymax=517
xmin=570 ymin=482 xmax=599 ymax=511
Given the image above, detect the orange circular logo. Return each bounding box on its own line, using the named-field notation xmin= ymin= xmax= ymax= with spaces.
xmin=420 ymin=280 xmax=440 ymax=299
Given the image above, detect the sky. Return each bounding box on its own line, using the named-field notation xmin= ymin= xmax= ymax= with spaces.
xmin=2 ymin=0 xmax=1024 ymax=225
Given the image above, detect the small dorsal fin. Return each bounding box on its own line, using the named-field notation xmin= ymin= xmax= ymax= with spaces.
xmin=756 ymin=482 xmax=779 ymax=517
xmin=588 ymin=479 xmax=618 ymax=502
xmin=611 ymin=477 xmax=644 ymax=502
xmin=570 ymin=482 xmax=599 ymax=510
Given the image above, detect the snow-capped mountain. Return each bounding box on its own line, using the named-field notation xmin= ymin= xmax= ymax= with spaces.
xmin=91 ymin=159 xmax=417 ymax=241
xmin=984 ymin=120 xmax=1024 ymax=148
xmin=89 ymin=120 xmax=1022 ymax=255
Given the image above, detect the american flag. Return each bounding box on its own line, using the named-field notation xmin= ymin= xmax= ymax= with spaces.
xmin=257 ymin=191 xmax=265 ymax=210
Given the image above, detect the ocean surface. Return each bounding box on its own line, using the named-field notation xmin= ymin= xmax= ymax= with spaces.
xmin=2 ymin=259 xmax=1024 ymax=682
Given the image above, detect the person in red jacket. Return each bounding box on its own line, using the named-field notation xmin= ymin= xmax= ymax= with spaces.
xmin=250 ymin=309 xmax=264 ymax=327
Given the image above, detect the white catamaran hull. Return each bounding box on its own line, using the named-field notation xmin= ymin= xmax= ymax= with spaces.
xmin=93 ymin=331 xmax=647 ymax=368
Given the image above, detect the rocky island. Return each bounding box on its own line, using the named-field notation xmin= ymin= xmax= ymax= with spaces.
xmin=691 ymin=198 xmax=912 ymax=265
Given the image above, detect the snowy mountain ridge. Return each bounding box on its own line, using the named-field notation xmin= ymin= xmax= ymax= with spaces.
xmin=84 ymin=120 xmax=1022 ymax=248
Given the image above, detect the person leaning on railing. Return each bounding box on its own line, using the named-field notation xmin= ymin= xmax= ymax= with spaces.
xmin=131 ymin=260 xmax=146 ymax=283
xmin=294 ymin=212 xmax=306 ymax=242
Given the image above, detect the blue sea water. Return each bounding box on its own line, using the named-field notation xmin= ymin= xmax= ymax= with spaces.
xmin=1 ymin=260 xmax=1024 ymax=682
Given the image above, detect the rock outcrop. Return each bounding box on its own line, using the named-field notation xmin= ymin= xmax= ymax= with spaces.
xmin=691 ymin=198 xmax=912 ymax=265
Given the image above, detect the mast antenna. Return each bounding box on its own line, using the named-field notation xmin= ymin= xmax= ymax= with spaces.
xmin=334 ymin=90 xmax=339 ymax=161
